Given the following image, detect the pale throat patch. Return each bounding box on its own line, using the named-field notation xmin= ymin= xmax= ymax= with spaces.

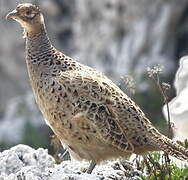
xmin=21 ymin=14 xmax=44 ymax=39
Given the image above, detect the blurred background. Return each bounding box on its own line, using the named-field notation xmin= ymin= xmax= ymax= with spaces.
xmin=0 ymin=0 xmax=188 ymax=154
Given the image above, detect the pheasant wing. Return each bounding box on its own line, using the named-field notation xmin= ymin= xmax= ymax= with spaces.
xmin=56 ymin=70 xmax=134 ymax=153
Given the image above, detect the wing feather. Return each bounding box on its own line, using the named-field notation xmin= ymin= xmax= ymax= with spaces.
xmin=56 ymin=70 xmax=135 ymax=153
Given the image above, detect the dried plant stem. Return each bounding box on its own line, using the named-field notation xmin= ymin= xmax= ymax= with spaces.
xmin=151 ymin=74 xmax=171 ymax=138
xmin=150 ymin=74 xmax=172 ymax=179
xmin=164 ymin=153 xmax=172 ymax=180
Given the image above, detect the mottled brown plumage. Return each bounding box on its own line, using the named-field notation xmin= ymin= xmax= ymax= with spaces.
xmin=7 ymin=3 xmax=188 ymax=173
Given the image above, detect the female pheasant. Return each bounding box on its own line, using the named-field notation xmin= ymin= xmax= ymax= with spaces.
xmin=6 ymin=3 xmax=188 ymax=173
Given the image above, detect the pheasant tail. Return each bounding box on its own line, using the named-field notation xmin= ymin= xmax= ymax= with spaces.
xmin=148 ymin=130 xmax=188 ymax=161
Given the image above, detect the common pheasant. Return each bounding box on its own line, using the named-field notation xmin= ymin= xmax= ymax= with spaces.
xmin=6 ymin=3 xmax=188 ymax=173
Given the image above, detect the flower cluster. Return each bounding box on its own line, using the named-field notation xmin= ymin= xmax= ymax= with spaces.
xmin=120 ymin=75 xmax=136 ymax=95
xmin=147 ymin=65 xmax=164 ymax=77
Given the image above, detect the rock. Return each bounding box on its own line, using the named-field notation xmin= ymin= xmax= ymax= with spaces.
xmin=163 ymin=56 xmax=188 ymax=140
xmin=0 ymin=144 xmax=142 ymax=180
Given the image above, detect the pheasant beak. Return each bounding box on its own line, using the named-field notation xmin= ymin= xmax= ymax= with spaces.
xmin=6 ymin=9 xmax=18 ymax=20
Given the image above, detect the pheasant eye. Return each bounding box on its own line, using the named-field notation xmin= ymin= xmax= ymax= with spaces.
xmin=25 ymin=10 xmax=35 ymax=18
xmin=25 ymin=10 xmax=31 ymax=16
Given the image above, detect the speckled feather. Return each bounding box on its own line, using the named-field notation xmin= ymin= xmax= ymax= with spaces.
xmin=25 ymin=31 xmax=188 ymax=163
xmin=9 ymin=3 xmax=188 ymax=164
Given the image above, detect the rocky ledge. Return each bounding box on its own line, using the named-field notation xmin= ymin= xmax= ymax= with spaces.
xmin=0 ymin=144 xmax=142 ymax=180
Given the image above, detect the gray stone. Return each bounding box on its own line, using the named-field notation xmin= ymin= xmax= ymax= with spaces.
xmin=0 ymin=144 xmax=142 ymax=180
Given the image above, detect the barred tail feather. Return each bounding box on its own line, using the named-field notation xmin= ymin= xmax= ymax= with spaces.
xmin=149 ymin=133 xmax=188 ymax=162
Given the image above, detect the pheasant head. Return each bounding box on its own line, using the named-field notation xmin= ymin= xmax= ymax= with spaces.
xmin=6 ymin=3 xmax=45 ymax=36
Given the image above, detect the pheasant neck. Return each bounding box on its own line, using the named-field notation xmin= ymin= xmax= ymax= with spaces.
xmin=26 ymin=26 xmax=53 ymax=64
